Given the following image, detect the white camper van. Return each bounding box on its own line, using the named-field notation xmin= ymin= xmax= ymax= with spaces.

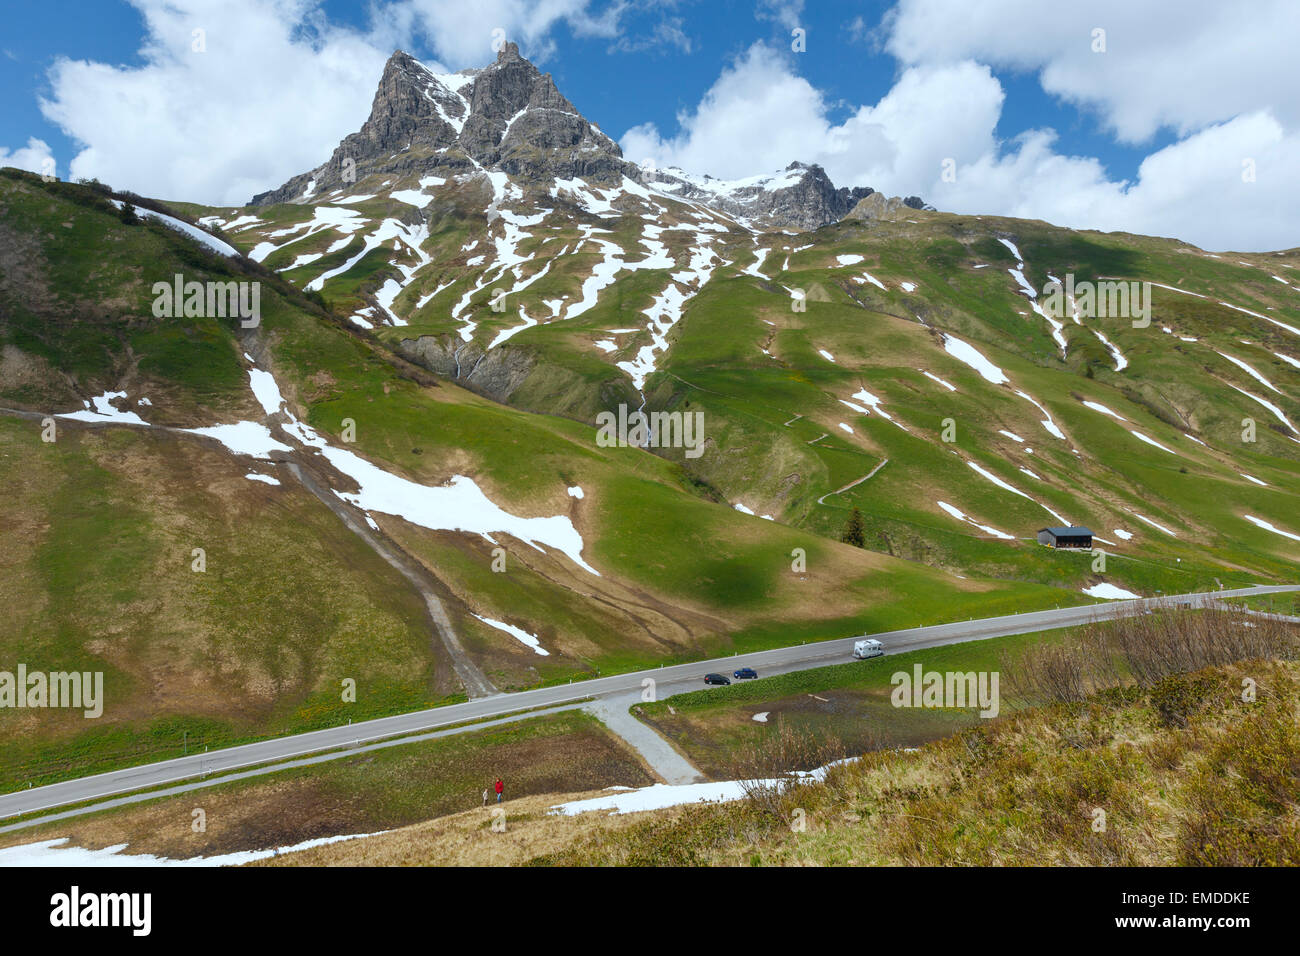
xmin=853 ymin=639 xmax=884 ymax=659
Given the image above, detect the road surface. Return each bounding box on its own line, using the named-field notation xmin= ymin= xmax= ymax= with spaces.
xmin=1 ymin=584 xmax=1294 ymax=822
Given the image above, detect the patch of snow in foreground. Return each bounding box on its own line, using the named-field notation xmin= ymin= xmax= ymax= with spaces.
xmin=1083 ymin=583 xmax=1141 ymax=600
xmin=472 ymin=614 xmax=549 ymax=656
xmin=0 ymin=833 xmax=381 ymax=867
xmin=1240 ymin=473 xmax=1267 ymax=487
xmin=57 ymin=391 xmax=149 ymax=426
xmin=836 ymin=254 xmax=864 ymax=266
xmin=922 ymin=371 xmax=957 ymax=392
xmin=112 ymin=202 xmax=239 ymax=258
xmin=183 ymin=422 xmax=293 ymax=459
xmin=1243 ymin=515 xmax=1300 ymax=542
xmin=850 ymin=388 xmax=909 ymax=431
xmin=942 ymin=335 xmax=1008 ymax=384
xmin=247 ymin=369 xmax=284 ymax=416
xmin=1082 ymin=400 xmax=1128 ymax=422
xmin=1128 ymin=512 xmax=1177 ymax=537
xmin=1113 ymin=529 xmax=1133 ymax=540
xmin=56 ymin=384 xmax=292 ymax=461
xmin=936 ymin=500 xmax=1014 ymax=539
xmin=1216 ymin=350 xmax=1281 ymax=394
xmin=752 ymin=712 xmax=769 ymax=723
xmin=1015 ymin=391 xmax=1066 ymax=440
xmin=245 ymin=473 xmax=280 ymax=485
xmin=819 ymin=349 xmax=835 ymax=362
xmin=321 ymin=447 xmax=599 ymax=575
xmin=967 ymin=461 xmax=1032 ymax=500
xmin=567 ymin=486 xmax=584 ymax=499
xmin=550 ymin=760 xmax=852 ymax=816
xmin=1225 ymin=382 xmax=1298 ymax=434
xmin=551 ymin=781 xmax=752 ymax=816
xmin=1129 ymin=430 xmax=1178 ymax=455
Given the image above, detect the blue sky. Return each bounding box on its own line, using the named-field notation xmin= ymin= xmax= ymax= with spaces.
xmin=2 ymin=0 xmax=1297 ymax=250
xmin=2 ymin=0 xmax=1169 ymax=185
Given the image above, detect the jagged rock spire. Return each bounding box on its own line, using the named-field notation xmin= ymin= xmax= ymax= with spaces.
xmin=251 ymin=44 xmax=626 ymax=205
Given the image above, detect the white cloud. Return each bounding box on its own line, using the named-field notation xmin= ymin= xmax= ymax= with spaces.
xmin=622 ymin=45 xmax=1001 ymax=194
xmin=622 ymin=44 xmax=811 ymax=177
xmin=756 ymin=0 xmax=805 ymax=32
xmin=35 ymin=0 xmax=620 ymax=205
xmin=40 ymin=0 xmax=393 ymax=206
xmin=392 ymin=0 xmax=623 ymax=68
xmin=0 ymin=137 xmax=55 ymax=177
xmin=620 ymin=10 xmax=1300 ymax=251
xmin=885 ymin=0 xmax=1300 ymax=142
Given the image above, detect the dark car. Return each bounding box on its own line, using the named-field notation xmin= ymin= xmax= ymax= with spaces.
xmin=703 ymin=672 xmax=731 ymax=686
xmin=733 ymin=667 xmax=758 ymax=680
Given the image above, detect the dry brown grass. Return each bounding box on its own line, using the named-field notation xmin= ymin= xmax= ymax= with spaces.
xmin=168 ymin=647 xmax=1300 ymax=868
xmin=249 ymin=788 xmax=666 ymax=867
xmin=0 ymin=710 xmax=652 ymax=860
xmin=1005 ymin=603 xmax=1298 ymax=707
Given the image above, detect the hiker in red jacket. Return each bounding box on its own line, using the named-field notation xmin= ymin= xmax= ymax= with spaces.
xmin=494 ymin=778 xmax=504 ymax=803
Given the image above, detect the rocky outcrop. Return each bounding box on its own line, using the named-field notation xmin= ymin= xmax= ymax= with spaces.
xmin=757 ymin=163 xmax=875 ymax=231
xmin=845 ymin=192 xmax=937 ymax=222
xmin=396 ymin=334 xmax=536 ymax=402
xmin=646 ymin=162 xmax=890 ymax=231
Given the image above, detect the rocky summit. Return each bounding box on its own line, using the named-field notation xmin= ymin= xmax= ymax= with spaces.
xmin=647 ymin=161 xmax=894 ymax=233
xmin=251 ymin=43 xmax=631 ymax=206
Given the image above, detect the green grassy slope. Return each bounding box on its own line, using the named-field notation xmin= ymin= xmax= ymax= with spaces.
xmin=2 ymin=170 xmax=1081 ymax=783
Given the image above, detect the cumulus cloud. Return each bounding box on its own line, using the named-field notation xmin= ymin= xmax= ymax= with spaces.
xmin=884 ymin=0 xmax=1300 ymax=142
xmin=756 ymin=0 xmax=805 ymax=32
xmin=621 ymin=4 xmax=1300 ymax=251
xmin=391 ymin=0 xmax=623 ymax=69
xmin=622 ymin=45 xmax=1002 ymax=195
xmin=622 ymin=43 xmax=828 ymax=177
xmin=35 ymin=0 xmax=621 ymax=205
xmin=0 ymin=137 xmax=55 ymax=177
xmin=40 ymin=0 xmax=392 ymax=206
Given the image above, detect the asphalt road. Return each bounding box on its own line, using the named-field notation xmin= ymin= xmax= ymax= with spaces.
xmin=1 ymin=584 xmax=1294 ymax=821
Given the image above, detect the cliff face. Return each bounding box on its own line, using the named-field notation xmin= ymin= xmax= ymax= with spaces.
xmin=251 ymin=43 xmax=630 ymax=206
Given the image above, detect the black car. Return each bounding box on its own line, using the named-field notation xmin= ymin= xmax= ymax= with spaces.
xmin=703 ymin=672 xmax=731 ymax=686
xmin=733 ymin=667 xmax=758 ymax=680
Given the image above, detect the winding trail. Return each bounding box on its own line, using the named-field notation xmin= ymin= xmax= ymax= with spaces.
xmin=284 ymin=459 xmax=497 ymax=699
xmin=240 ymin=329 xmax=498 ymax=699
xmin=817 ymin=458 xmax=889 ymax=505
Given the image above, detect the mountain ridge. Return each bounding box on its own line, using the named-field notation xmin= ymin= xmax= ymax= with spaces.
xmin=250 ymin=43 xmax=919 ymax=232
